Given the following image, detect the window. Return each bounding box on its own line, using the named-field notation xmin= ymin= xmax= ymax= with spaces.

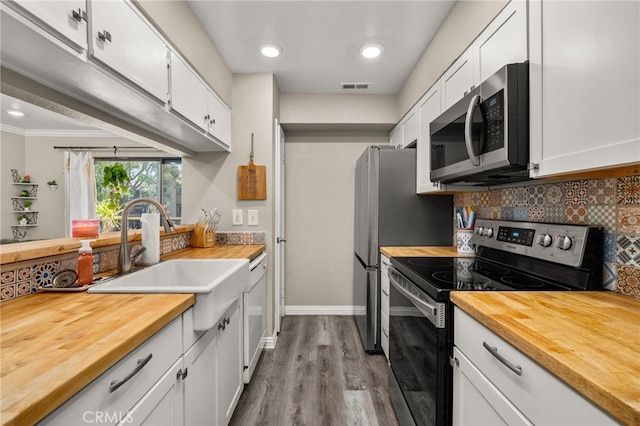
xmin=95 ymin=158 xmax=182 ymax=228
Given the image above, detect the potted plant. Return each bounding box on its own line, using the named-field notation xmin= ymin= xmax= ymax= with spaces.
xmin=19 ymin=189 xmax=30 ymax=197
xmin=96 ymin=163 xmax=130 ymax=232
xmin=47 ymin=180 xmax=58 ymax=191
xmin=23 ymin=200 xmax=32 ymax=211
xmin=18 ymin=215 xmax=28 ymax=226
xmin=20 ymin=174 xmax=31 ymax=183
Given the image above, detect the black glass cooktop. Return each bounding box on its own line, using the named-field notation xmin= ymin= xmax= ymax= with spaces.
xmin=390 ymin=256 xmax=574 ymax=302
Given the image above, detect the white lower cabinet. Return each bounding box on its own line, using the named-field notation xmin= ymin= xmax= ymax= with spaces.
xmin=41 ymin=302 xmax=245 ymax=426
xmin=452 ymin=307 xmax=619 ymax=426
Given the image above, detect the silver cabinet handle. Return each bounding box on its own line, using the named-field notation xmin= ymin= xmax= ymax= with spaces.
xmin=464 ymin=94 xmax=482 ymax=166
xmin=109 ymin=353 xmax=152 ymax=393
xmin=98 ymin=30 xmax=112 ymax=42
xmin=72 ymin=8 xmax=87 ymax=22
xmin=382 ymin=327 xmax=389 ymax=338
xmin=218 ymin=317 xmax=230 ymax=331
xmin=483 ymin=342 xmax=522 ymax=376
xmin=381 ymin=287 xmax=389 ymax=297
xmin=176 ymin=367 xmax=188 ymax=380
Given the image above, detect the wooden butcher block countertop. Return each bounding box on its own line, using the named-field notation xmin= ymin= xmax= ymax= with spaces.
xmin=0 ymin=244 xmax=265 ymax=426
xmin=380 ymin=246 xmax=474 ymax=258
xmin=451 ymin=291 xmax=640 ymax=425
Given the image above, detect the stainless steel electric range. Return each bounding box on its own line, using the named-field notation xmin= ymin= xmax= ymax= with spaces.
xmin=386 ymin=219 xmax=604 ymax=426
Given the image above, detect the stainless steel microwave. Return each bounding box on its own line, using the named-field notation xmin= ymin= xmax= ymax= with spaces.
xmin=430 ymin=63 xmax=529 ymax=186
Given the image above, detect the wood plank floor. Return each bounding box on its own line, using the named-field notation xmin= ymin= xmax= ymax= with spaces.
xmin=230 ymin=315 xmax=399 ymax=426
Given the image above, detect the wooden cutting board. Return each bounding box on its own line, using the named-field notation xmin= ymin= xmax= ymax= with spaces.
xmin=237 ymin=133 xmax=267 ymax=200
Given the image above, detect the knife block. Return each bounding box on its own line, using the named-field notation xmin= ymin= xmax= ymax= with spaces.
xmin=190 ymin=223 xmax=216 ymax=248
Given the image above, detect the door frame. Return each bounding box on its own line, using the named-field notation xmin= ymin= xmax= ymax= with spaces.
xmin=274 ymin=119 xmax=286 ymax=334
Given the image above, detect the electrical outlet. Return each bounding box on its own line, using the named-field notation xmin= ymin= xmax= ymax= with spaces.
xmin=232 ymin=209 xmax=243 ymax=225
xmin=248 ymin=210 xmax=258 ymax=226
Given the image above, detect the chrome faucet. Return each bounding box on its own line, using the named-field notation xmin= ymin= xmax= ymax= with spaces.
xmin=118 ymin=198 xmax=175 ymax=274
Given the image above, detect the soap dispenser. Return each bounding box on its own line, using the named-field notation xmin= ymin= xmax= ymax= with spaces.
xmin=77 ymin=240 xmax=94 ymax=286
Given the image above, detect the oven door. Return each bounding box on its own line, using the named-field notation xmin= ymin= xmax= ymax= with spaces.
xmin=388 ymin=267 xmax=450 ymax=426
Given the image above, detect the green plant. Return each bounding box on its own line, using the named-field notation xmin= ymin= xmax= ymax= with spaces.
xmin=96 ymin=163 xmax=130 ymax=232
xmin=47 ymin=180 xmax=57 ymax=186
xmin=23 ymin=200 xmax=32 ymax=208
xmin=20 ymin=190 xmax=30 ymax=197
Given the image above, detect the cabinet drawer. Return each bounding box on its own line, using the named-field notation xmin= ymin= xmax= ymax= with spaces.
xmin=381 ymin=310 xmax=390 ymax=359
xmin=454 ymin=308 xmax=617 ymax=425
xmin=41 ymin=317 xmax=182 ymax=425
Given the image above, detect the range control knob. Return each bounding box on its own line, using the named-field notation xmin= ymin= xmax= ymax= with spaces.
xmin=537 ymin=233 xmax=553 ymax=247
xmin=556 ymin=235 xmax=572 ymax=250
xmin=485 ymin=228 xmax=494 ymax=238
xmin=476 ymin=227 xmax=484 ymax=236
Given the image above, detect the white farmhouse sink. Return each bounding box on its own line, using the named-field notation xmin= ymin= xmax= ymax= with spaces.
xmin=88 ymin=259 xmax=250 ymax=331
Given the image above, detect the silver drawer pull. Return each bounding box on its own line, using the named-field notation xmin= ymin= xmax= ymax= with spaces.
xmin=109 ymin=353 xmax=153 ymax=393
xmin=382 ymin=288 xmax=389 ymax=297
xmin=382 ymin=327 xmax=389 ymax=338
xmin=483 ymin=342 xmax=522 ymax=376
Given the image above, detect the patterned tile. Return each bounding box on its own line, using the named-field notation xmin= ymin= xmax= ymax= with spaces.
xmin=588 ymin=205 xmax=616 ymax=232
xmin=162 ymin=239 xmax=171 ymax=254
xmin=617 ymin=176 xmax=640 ymax=204
xmin=545 ymin=183 xmax=564 ymax=206
xmin=565 ymin=206 xmax=587 ymax=224
xmin=616 ymin=265 xmax=640 ymax=298
xmin=172 ymin=237 xmax=181 ymax=251
xmin=1 ymin=270 xmax=15 ymax=284
xmin=32 ymin=262 xmax=59 ymax=288
xmin=17 ymin=267 xmax=30 ymax=281
xmin=488 ymin=207 xmax=501 ymax=219
xmin=527 ymin=185 xmax=546 ymax=207
xmin=544 ymin=206 xmax=565 ymax=223
xmin=1 ymin=284 xmax=16 ymax=301
xmin=603 ymin=262 xmax=616 ymax=291
xmin=16 ymin=281 xmax=30 ymax=296
xmin=617 ymin=235 xmax=640 ymax=267
xmin=588 ymin=178 xmax=616 ymax=205
xmin=454 ymin=193 xmax=464 ymax=206
xmin=565 ymin=180 xmax=588 ymax=206
xmin=92 ymin=252 xmax=101 ymax=274
xmin=471 ymin=192 xmax=482 ymax=207
xmin=489 ymin=190 xmax=501 ymax=206
xmin=478 ymin=207 xmax=491 ymax=220
xmin=603 ymin=232 xmax=618 ymax=263
xmin=500 ymin=188 xmax=514 ymax=207
xmin=514 ymin=187 xmax=528 ymax=206
xmin=617 ymin=205 xmax=640 ymax=235
xmin=253 ymin=233 xmax=266 ymax=244
xmin=461 ymin=192 xmax=473 ymax=207
xmin=528 ymin=207 xmax=545 ymax=222
xmin=513 ymin=207 xmax=528 ymax=221
xmin=99 ymin=249 xmax=118 ymax=272
xmin=501 ymin=207 xmax=515 ymax=220
xmin=479 ymin=192 xmax=490 ymax=206
xmin=60 ymin=257 xmax=78 ymax=272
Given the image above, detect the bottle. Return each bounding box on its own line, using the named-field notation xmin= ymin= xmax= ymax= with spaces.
xmin=77 ymin=240 xmax=94 ymax=286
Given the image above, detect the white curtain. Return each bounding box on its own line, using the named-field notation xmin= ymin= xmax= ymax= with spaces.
xmin=64 ymin=151 xmax=97 ymax=237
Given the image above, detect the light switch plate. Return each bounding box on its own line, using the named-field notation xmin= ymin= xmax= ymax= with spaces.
xmin=248 ymin=210 xmax=258 ymax=226
xmin=232 ymin=209 xmax=243 ymax=225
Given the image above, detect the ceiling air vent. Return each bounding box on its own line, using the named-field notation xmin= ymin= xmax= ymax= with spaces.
xmin=341 ymin=82 xmax=371 ymax=90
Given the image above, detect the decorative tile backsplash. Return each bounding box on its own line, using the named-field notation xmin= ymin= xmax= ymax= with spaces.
xmin=454 ymin=175 xmax=640 ymax=298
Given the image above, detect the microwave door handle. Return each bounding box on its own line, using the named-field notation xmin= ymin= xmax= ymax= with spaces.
xmin=464 ymin=94 xmax=482 ymax=166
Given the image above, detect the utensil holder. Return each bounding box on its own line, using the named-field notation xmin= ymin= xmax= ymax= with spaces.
xmin=456 ymin=228 xmax=475 ymax=254
xmin=190 ymin=223 xmax=216 ymax=248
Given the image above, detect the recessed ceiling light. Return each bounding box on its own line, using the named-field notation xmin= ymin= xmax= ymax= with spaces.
xmin=259 ymin=44 xmax=282 ymax=58
xmin=360 ymin=43 xmax=384 ymax=59
xmin=7 ymin=110 xmax=25 ymax=117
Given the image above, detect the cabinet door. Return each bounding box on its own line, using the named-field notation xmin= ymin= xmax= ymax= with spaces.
xmin=122 ymin=358 xmax=184 ymax=426
xmin=217 ymin=300 xmax=243 ymax=426
xmin=473 ymin=0 xmax=528 ymax=84
xmin=169 ymin=52 xmax=208 ymax=131
xmin=401 ymin=108 xmax=418 ymax=148
xmin=389 ymin=124 xmax=402 ymax=147
xmin=417 ymin=83 xmax=442 ymax=193
xmin=89 ymin=0 xmax=168 ymax=103
xmin=441 ymin=50 xmax=474 ymax=110
xmin=452 ymin=347 xmax=532 ymax=426
xmin=207 ymin=90 xmax=231 ymax=148
xmin=380 ymin=254 xmax=390 ymax=359
xmin=184 ymin=327 xmax=218 ymax=426
xmin=7 ymin=0 xmax=88 ymax=51
xmin=529 ymin=0 xmax=640 ymax=177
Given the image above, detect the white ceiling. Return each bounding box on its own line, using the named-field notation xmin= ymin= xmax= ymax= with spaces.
xmin=188 ymin=0 xmax=457 ymax=94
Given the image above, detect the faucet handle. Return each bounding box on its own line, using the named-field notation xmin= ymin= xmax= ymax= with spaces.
xmin=130 ymin=246 xmax=147 ymax=262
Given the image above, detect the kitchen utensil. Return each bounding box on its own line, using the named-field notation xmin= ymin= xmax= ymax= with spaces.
xmin=237 ymin=133 xmax=267 ymax=200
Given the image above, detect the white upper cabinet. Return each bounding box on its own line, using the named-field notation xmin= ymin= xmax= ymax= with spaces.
xmin=89 ymin=0 xmax=168 ymax=103
xmin=473 ymin=0 xmax=528 ymax=85
xmin=441 ymin=50 xmax=474 ymax=111
xmin=417 ymin=82 xmax=442 ymax=193
xmin=401 ymin=107 xmax=418 ymax=148
xmin=169 ymin=52 xmax=208 ymax=131
xmin=207 ymin=89 xmax=231 ymax=149
xmin=6 ymin=0 xmax=88 ymax=51
xmin=389 ymin=124 xmax=402 ymax=147
xmin=529 ymin=0 xmax=640 ymax=177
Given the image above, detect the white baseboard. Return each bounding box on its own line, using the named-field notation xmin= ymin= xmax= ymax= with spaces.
xmin=262 ymin=331 xmax=278 ymax=349
xmin=284 ymin=305 xmax=361 ymax=315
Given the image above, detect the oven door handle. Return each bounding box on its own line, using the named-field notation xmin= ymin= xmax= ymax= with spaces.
xmin=389 ymin=269 xmax=437 ymax=317
xmin=464 ymin=94 xmax=482 ymax=166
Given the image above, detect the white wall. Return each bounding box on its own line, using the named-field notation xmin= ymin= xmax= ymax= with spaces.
xmin=283 ymin=134 xmax=386 ymax=308
xmin=1 ymin=131 xmax=26 ymax=240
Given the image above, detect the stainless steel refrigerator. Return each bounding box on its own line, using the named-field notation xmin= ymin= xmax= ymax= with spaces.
xmin=353 ymin=145 xmax=452 ymax=352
